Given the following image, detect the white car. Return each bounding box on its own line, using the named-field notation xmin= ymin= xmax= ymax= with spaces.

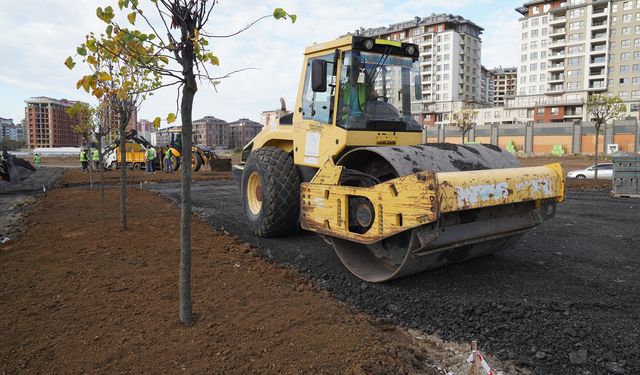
xmin=566 ymin=163 xmax=614 ymax=180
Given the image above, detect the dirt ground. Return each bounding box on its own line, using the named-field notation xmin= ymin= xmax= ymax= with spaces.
xmin=1 ymin=187 xmax=505 ymax=374
xmin=61 ymin=168 xmax=232 ymax=186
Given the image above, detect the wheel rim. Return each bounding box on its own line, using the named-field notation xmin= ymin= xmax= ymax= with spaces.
xmin=246 ymin=172 xmax=263 ymax=215
xmin=191 ymin=155 xmax=197 ymax=169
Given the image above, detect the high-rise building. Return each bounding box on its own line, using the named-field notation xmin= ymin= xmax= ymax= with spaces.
xmin=353 ymin=14 xmax=484 ymax=127
xmin=134 ymin=119 xmax=155 ymax=143
xmin=479 ymin=66 xmax=495 ymax=106
xmin=24 ymin=97 xmax=83 ymax=148
xmin=491 ymin=67 xmax=518 ymax=107
xmin=193 ymin=116 xmax=228 ymax=146
xmin=514 ymin=0 xmax=640 ymax=123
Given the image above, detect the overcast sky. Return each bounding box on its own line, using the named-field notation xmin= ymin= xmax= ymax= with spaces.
xmin=0 ymin=0 xmax=523 ymax=126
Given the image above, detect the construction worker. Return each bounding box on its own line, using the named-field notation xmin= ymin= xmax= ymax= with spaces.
xmin=164 ymin=146 xmax=173 ymax=174
xmin=145 ymin=146 xmax=156 ymax=173
xmin=33 ymin=153 xmax=42 ymax=169
xmin=80 ymin=149 xmax=88 ymax=172
xmin=91 ymin=148 xmax=100 ymax=170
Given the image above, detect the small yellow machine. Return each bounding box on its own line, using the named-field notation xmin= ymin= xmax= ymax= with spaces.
xmin=233 ymin=36 xmax=565 ymax=282
xmin=164 ymin=127 xmax=222 ymax=171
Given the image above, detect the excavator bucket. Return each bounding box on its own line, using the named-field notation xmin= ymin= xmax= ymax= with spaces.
xmin=209 ymin=157 xmax=232 ymax=171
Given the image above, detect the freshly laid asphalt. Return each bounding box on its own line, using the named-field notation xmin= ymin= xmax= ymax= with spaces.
xmin=152 ymin=180 xmax=639 ymax=375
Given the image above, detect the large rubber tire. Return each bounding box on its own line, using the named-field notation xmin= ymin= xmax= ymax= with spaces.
xmin=242 ymin=146 xmax=300 ymax=237
xmin=172 ymin=158 xmax=181 ymax=172
xmin=192 ymin=154 xmax=203 ymax=172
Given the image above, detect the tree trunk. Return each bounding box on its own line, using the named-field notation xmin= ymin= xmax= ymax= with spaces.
xmin=179 ymin=58 xmax=198 ymax=326
xmin=119 ymin=119 xmax=128 ymax=230
xmin=594 ymin=123 xmax=600 ymax=180
xmin=88 ymin=143 xmax=93 ymax=189
xmin=98 ymin=134 xmax=105 ymax=200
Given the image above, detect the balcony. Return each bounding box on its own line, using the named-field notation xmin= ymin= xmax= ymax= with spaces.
xmin=549 ymin=52 xmax=566 ymax=60
xmin=591 ymin=20 xmax=607 ymax=30
xmin=550 ymin=39 xmax=566 ymax=47
xmin=549 ymin=16 xmax=566 ymax=25
xmin=592 ymin=7 xmax=608 ymax=17
xmin=588 ymin=80 xmax=606 ymax=91
xmin=589 ymin=56 xmax=606 ymax=65
xmin=591 ymin=32 xmax=607 ymax=41
xmin=547 ymin=84 xmax=564 ymax=94
xmin=548 ymin=74 xmax=565 ymax=82
xmin=550 ymin=27 xmax=566 ymax=36
xmin=548 ymin=63 xmax=565 ymax=71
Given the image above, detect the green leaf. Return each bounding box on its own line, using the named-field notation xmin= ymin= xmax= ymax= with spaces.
xmin=64 ymin=56 xmax=76 ymax=70
xmin=290 ymin=14 xmax=297 ymax=23
xmin=273 ymin=8 xmax=286 ymax=19
xmin=76 ymin=46 xmax=87 ymax=56
xmin=152 ymin=117 xmax=161 ymax=128
xmin=208 ymin=53 xmax=219 ymax=65
xmin=166 ymin=113 xmax=176 ymax=124
xmin=106 ymin=25 xmax=113 ymax=36
xmin=127 ymin=12 xmax=136 ymax=25
xmin=148 ymin=34 xmax=156 ymax=40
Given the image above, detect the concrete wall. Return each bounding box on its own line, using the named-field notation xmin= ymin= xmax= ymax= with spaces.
xmin=424 ymin=119 xmax=639 ymax=155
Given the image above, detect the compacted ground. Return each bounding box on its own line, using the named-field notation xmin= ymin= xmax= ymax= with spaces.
xmin=151 ymin=156 xmax=639 ymax=375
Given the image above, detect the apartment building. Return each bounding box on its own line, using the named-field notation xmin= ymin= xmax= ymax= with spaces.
xmin=134 ymin=119 xmax=155 ymax=142
xmin=512 ymin=0 xmax=640 ymax=124
xmin=479 ymin=66 xmax=495 ymax=106
xmin=355 ymin=14 xmax=485 ymax=127
xmin=193 ymin=116 xmax=229 ymax=147
xmin=0 ymin=117 xmax=26 ymax=142
xmin=491 ymin=67 xmax=518 ymax=107
xmin=228 ymin=118 xmax=263 ymax=149
xmin=24 ymin=97 xmax=83 ymax=148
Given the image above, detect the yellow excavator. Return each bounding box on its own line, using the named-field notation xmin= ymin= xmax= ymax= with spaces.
xmin=164 ymin=127 xmax=230 ymax=172
xmin=233 ymin=36 xmax=565 ymax=282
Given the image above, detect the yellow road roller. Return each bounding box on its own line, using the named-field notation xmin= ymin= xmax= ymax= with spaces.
xmin=233 ymin=35 xmax=565 ymax=282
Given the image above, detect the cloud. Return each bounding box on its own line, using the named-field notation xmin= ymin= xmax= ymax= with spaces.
xmin=0 ymin=0 xmax=522 ymax=126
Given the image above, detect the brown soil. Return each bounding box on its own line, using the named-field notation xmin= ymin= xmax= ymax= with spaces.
xmin=61 ymin=169 xmax=232 ymax=185
xmin=0 ymin=188 xmax=445 ymax=374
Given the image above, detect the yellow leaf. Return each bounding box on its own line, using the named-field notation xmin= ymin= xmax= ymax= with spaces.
xmin=166 ymin=113 xmax=176 ymax=124
xmin=152 ymin=117 xmax=161 ymax=128
xmin=64 ymin=56 xmax=76 ymax=70
xmin=159 ymin=55 xmax=169 ymax=64
xmin=127 ymin=12 xmax=136 ymax=25
xmin=94 ymin=88 xmax=104 ymax=98
xmin=82 ymin=77 xmax=91 ymax=93
xmin=87 ymin=55 xmax=98 ymax=66
xmin=98 ymin=72 xmax=112 ymax=81
xmin=76 ymin=78 xmax=84 ymax=89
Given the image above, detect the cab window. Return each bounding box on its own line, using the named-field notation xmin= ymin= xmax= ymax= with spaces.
xmin=301 ymin=54 xmax=335 ymax=124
